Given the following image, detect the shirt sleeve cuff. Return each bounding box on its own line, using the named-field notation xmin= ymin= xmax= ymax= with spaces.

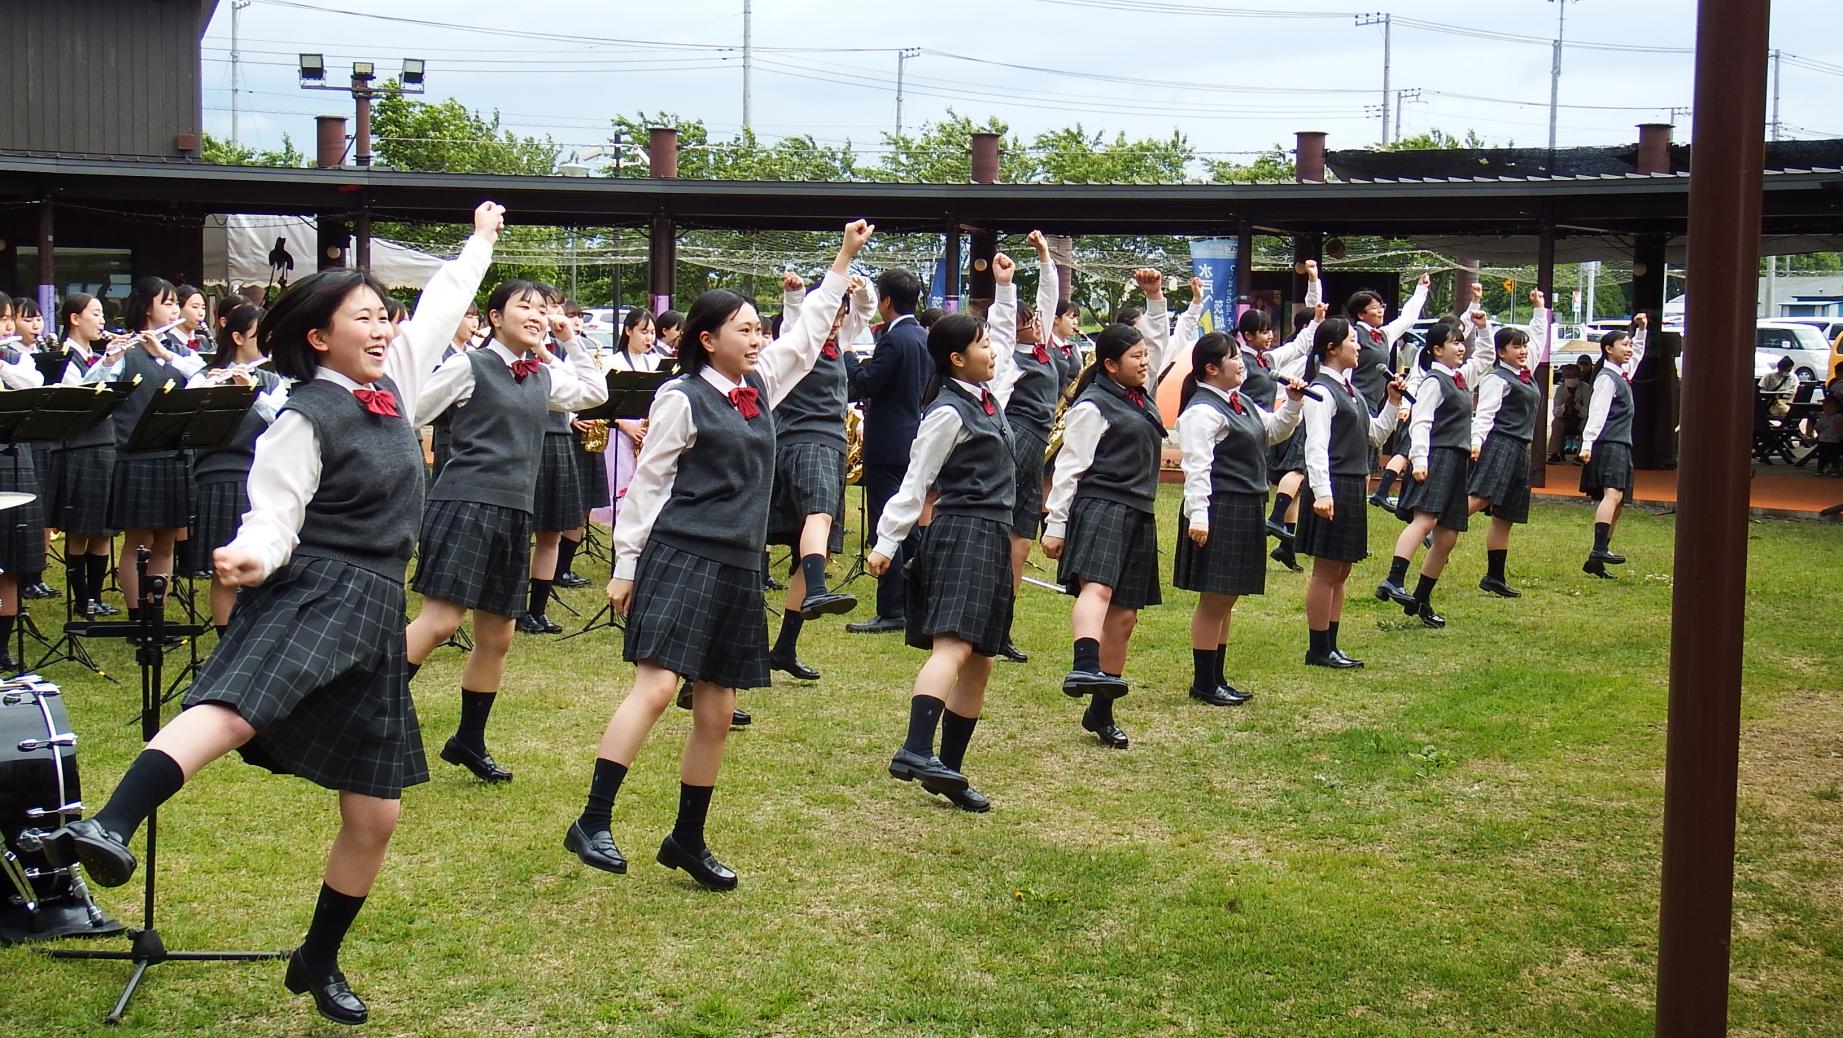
xmin=1044 ymin=521 xmax=1067 ymax=540
xmin=873 ymin=536 xmax=903 ymax=559
xmin=614 ymin=556 xmax=638 ymax=581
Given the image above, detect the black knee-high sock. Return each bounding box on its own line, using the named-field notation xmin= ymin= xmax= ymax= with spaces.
xmin=1191 ymin=648 xmax=1214 ymax=692
xmin=1072 ymin=637 xmax=1101 ymax=674
xmin=81 ymin=554 xmax=103 ymax=605
xmin=298 ymin=883 xmax=366 ymax=976
xmin=1413 ymin=574 xmax=1438 ymax=605
xmin=455 ymin=689 xmax=496 ymax=748
xmin=672 ymin=783 xmax=714 ymax=854
xmin=578 ymin=757 xmax=628 ymax=833
xmin=937 ymin=710 xmax=978 ymax=772
xmin=1268 ymin=492 xmax=1293 ymax=525
xmin=1593 ymin=521 xmax=1611 ymax=553
xmin=215 ymin=624 xmax=227 ymax=638
xmin=66 ymin=556 xmax=85 ymax=607
xmin=555 ymin=535 xmax=581 ymax=578
xmin=772 ymin=611 xmax=804 ymax=657
xmin=1309 ymin=627 xmax=1329 ymax=655
xmin=903 ymin=695 xmax=946 ymax=756
xmin=1387 ymin=555 xmax=1410 ymax=585
xmin=1328 ymin=620 xmax=1341 ymax=652
xmin=1486 ymin=549 xmax=1508 ymax=581
xmin=1215 ymin=642 xmax=1228 ymax=686
xmin=527 ymin=578 xmax=553 ymax=617
xmin=1086 ymin=691 xmax=1115 ymax=726
xmin=1375 ymin=469 xmax=1399 ymax=498
xmin=799 ymin=553 xmax=828 ymax=598
xmin=93 ymin=748 xmax=185 ymax=841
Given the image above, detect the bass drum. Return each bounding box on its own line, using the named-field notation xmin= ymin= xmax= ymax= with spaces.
xmin=0 ymin=679 xmax=121 ymax=942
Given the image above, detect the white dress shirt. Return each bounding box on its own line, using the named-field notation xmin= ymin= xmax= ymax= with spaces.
xmin=223 ymin=232 xmax=495 ymax=581
xmin=416 ymin=338 xmax=607 ymax=421
xmin=1303 ymin=365 xmax=1401 ymax=500
xmin=611 ymin=268 xmax=849 ymax=580
xmin=1177 ymin=382 xmax=1303 ymax=530
xmin=1407 ymin=335 xmax=1497 ymax=468
xmin=872 ymin=377 xmax=1000 ymax=558
xmin=185 ymin=366 xmax=292 ymax=424
xmin=1581 ymin=327 xmax=1650 ymax=450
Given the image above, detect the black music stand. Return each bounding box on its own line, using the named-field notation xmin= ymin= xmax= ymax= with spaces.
xmin=562 ymin=370 xmax=674 ymax=641
xmin=34 ymin=351 xmax=72 ymax=386
xmin=43 ymin=548 xmax=285 ymax=1024
xmin=0 ymin=385 xmax=135 ymax=678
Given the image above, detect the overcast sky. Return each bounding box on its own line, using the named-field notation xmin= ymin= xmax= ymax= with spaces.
xmin=202 ymin=0 xmax=1843 ymax=169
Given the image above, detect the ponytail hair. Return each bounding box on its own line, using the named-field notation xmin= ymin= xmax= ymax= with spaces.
xmin=1304 ymin=316 xmax=1353 ymax=383
xmin=1595 ymin=328 xmax=1630 ymax=378
xmin=1181 ymin=331 xmax=1236 ymax=408
xmin=921 ymin=312 xmax=986 ymax=404
xmin=678 ymin=289 xmax=755 ymax=375
xmin=61 ymin=292 xmax=100 ymax=341
xmin=211 ymin=303 xmax=264 ymax=369
xmin=1418 ymin=318 xmax=1460 ymax=371
xmin=1070 ymin=322 xmax=1143 ymax=400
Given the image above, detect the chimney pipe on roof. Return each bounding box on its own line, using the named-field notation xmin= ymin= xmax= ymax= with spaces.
xmin=1636 ymin=122 xmax=1674 ymax=174
xmin=1295 ymin=131 xmax=1327 ymax=183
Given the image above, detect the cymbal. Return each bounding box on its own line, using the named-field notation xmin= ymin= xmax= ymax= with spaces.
xmin=0 ymin=492 xmax=38 ymax=512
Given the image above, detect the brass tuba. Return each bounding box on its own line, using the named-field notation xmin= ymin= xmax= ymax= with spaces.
xmin=845 ymin=406 xmax=864 ymax=485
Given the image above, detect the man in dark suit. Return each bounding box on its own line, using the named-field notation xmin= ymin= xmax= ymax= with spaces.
xmin=845 ymin=267 xmax=930 ymax=634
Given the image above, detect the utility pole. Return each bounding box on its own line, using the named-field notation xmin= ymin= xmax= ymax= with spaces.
xmin=895 ymin=47 xmax=920 ymax=138
xmin=741 ymin=0 xmax=753 ymax=132
xmin=230 ymin=0 xmax=252 ymax=145
xmin=1547 ymin=0 xmax=1576 ymax=160
xmin=1395 ymin=88 xmax=1422 ymax=143
xmin=1357 ymin=14 xmax=1392 ymax=145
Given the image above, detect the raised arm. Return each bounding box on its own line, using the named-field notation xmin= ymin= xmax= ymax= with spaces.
xmin=1622 ymin=313 xmax=1650 ymax=376
xmin=544 ymin=335 xmax=609 ymax=412
xmin=986 ymin=255 xmax=1024 ymax=410
xmin=1032 ymin=230 xmax=1060 ymax=333
xmin=1527 ymin=290 xmax=1552 ymax=366
xmin=764 ymin=221 xmax=874 ymax=407
xmin=1383 ymin=272 xmax=1432 ymax=345
xmin=391 ymin=202 xmax=502 ymax=419
xmin=1132 ymin=268 xmax=1178 ymax=389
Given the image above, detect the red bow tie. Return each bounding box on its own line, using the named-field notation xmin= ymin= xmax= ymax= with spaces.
xmin=1518 ymin=368 xmax=1533 ymax=385
xmin=1454 ymin=372 xmax=1467 ymax=390
xmin=1032 ymin=343 xmax=1050 ymax=364
xmin=1622 ymin=372 xmax=1633 ymax=384
xmin=821 ymin=339 xmax=840 ymax=361
xmin=1229 ymin=391 xmax=1245 ymax=415
xmin=1124 ymin=387 xmax=1147 ymax=408
xmin=1367 ymin=328 xmax=1384 ymax=345
xmin=981 ymin=389 xmax=997 ymax=417
xmin=510 ymin=356 xmax=543 ymax=381
xmin=1256 ymin=352 xmax=1271 ymax=370
xmin=352 ymin=387 xmax=400 ymax=418
xmin=729 ymin=385 xmax=761 ymax=419
xmin=1345 ymin=380 xmax=1357 ymax=398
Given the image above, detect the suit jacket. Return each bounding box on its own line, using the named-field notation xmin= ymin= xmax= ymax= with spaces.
xmin=850 ymin=313 xmax=931 ymax=468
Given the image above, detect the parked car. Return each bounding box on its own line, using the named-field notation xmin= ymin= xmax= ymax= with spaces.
xmin=1754 ymin=320 xmax=1831 ymax=382
xmin=1770 ymin=316 xmax=1843 ymax=348
xmin=580 ymin=306 xmax=633 ymax=338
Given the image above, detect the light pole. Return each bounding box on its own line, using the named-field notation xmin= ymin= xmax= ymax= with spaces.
xmin=1547 ymin=0 xmax=1579 ymax=164
xmin=299 ymin=57 xmax=425 ymax=269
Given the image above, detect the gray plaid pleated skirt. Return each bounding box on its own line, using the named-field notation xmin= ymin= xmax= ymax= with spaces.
xmin=904 ymin=513 xmax=1015 ymax=656
xmin=108 ymin=453 xmax=192 ymax=530
xmin=1295 ymin=474 xmax=1371 ymax=563
xmin=45 ymin=444 xmax=117 ymax=538
xmin=185 ymin=554 xmax=427 ymax=799
xmin=1467 ymin=433 xmax=1532 ymax=524
xmin=766 ymin=441 xmax=846 ymax=553
xmin=193 ymin=478 xmax=250 ymax=554
xmin=0 ymin=447 xmax=46 ymax=576
xmin=1394 ymin=446 xmax=1471 ymax=531
xmin=1173 ymin=491 xmax=1267 ymax=597
xmin=574 ymin=435 xmax=611 ymax=512
xmin=1009 ymin=428 xmax=1049 ymax=540
xmin=1058 ymin=496 xmax=1162 ymax=610
xmin=622 ymin=540 xmax=771 ymax=690
xmin=411 ymin=499 xmax=533 ymax=617
xmin=1580 ymin=441 xmax=1635 ymax=498
xmin=532 ymin=431 xmax=584 ymax=533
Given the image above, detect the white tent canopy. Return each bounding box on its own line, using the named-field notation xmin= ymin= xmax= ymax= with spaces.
xmin=202 ymin=214 xmax=447 ymax=291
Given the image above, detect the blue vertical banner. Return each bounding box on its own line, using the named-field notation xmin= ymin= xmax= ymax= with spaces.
xmin=928 ymin=254 xmax=951 ymax=311
xmin=1189 ymin=237 xmax=1240 ymax=334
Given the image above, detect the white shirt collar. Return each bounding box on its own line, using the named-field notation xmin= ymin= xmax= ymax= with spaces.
xmin=1324 ymin=365 xmax=1356 ymax=387
xmin=887 ymin=313 xmax=917 ymax=330
xmin=1199 ymin=381 xmax=1243 ymax=405
xmin=699 ymin=364 xmax=743 ymax=395
xmin=313 ymin=367 xmax=365 ymax=391
xmin=1432 ymin=360 xmax=1459 ymax=376
xmin=951 ymin=377 xmax=986 ymax=399
xmin=485 ymin=342 xmax=526 ymax=365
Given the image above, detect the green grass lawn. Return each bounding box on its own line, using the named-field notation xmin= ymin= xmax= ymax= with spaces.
xmin=3 ymin=488 xmax=1839 ymax=1037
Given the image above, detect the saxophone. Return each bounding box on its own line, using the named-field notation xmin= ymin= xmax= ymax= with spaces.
xmin=578 ymin=419 xmax=611 ymax=454
xmin=1043 ymin=358 xmax=1095 ymax=465
xmin=845 ymin=406 xmax=864 ymax=485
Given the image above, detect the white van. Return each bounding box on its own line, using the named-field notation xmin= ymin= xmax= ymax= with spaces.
xmin=1754 ymin=320 xmax=1831 ymax=381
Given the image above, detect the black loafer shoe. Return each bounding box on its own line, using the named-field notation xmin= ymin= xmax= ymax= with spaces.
xmin=1304 ymin=650 xmax=1362 ymax=669
xmin=1588 ymin=548 xmax=1626 ymax=565
xmin=1263 ymin=518 xmax=1293 ymax=542
xmin=439 ymin=737 xmax=512 ymax=783
xmin=997 ymin=640 xmax=1029 ymax=664
xmin=1368 ymin=491 xmax=1394 ymax=510
xmin=555 ymin=570 xmax=591 ymax=589
xmin=729 ymin=708 xmax=752 ymax=728
xmin=922 ymin=780 xmax=992 ymax=813
xmin=762 ymin=576 xmax=786 ymax=592
xmin=769 ymin=652 xmax=820 ymax=680
xmin=798 ymin=591 xmax=857 ymax=620
xmin=24 ymin=582 xmax=57 ymax=600
xmin=844 ymin=615 xmax=904 ymax=634
xmin=1415 ymin=604 xmax=1446 ymax=629
xmin=284 ymin=949 xmax=368 ymax=1025
xmin=53 ymin=818 xmax=136 ymax=888
xmin=1376 ymin=579 xmax=1415 ymax=608
xmin=656 ymin=833 xmax=738 ymax=891
xmin=563 ymin=821 xmax=627 ymax=875
xmin=89 ymin=600 xmax=121 ymax=617
xmin=1330 ymin=649 xmax=1365 ymax=668
xmin=1081 ymin=711 xmax=1129 ymax=749
xmin=1061 ymin=669 xmax=1128 ymax=699
xmin=538 ymin=614 xmax=565 ymax=634
xmin=677 ymin=680 xmax=694 ymax=710
xmin=1270 ymin=544 xmax=1303 ymax=572
xmin=1217 ymin=682 xmax=1253 ymax=704
xmin=889 ymin=747 xmax=968 ymax=789
xmin=514 ymin=612 xmax=551 ymax=634
xmin=1187 ymin=684 xmax=1242 ymax=707
xmin=1478 ymin=576 xmax=1521 ymax=598
xmin=1582 ymin=559 xmax=1615 ymax=579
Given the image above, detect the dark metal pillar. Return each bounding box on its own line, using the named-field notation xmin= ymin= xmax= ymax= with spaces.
xmin=315 ymin=115 xmax=349 ymax=272
xmin=1630 ymin=234 xmax=1670 ymax=466
xmin=943 ymin=221 xmax=963 ymax=314
xmin=1235 ymin=223 xmax=1254 ymax=309
xmin=1530 ymin=224 xmax=1556 ymax=488
xmin=967 ymin=132 xmax=1000 ymax=309
xmin=36 ymin=199 xmax=55 ymax=327
xmin=354 ymin=205 xmax=371 ymax=272
xmin=647 ymin=126 xmax=679 ymax=312
xmin=1655 ymin=0 xmax=1769 ymax=1033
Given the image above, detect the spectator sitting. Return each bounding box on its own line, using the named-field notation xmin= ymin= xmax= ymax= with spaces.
xmin=1758 ymin=356 xmax=1799 ymax=418
xmin=1550 ymin=359 xmax=1592 ymax=462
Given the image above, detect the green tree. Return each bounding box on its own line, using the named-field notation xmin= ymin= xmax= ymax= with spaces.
xmin=1207 ymin=144 xmax=1295 ymax=184
xmin=200 ymin=132 xmax=307 ymax=167
xmin=874 ymin=112 xmax=1028 ymax=184
xmin=1379 ymin=128 xmax=1490 ymax=152
xmin=370 ymin=89 xmax=560 ymax=175
xmin=1028 ymin=125 xmax=1195 ymax=184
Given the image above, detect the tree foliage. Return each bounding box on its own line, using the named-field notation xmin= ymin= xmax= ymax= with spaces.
xmin=1378 ymin=128 xmax=1491 ymax=152
xmin=371 ymin=88 xmax=560 ymax=175
xmin=200 ymin=132 xmax=307 ymax=167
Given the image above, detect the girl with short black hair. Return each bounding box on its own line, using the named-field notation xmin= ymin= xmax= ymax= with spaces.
xmin=1578 ymin=312 xmax=1650 ymax=577
xmin=1466 ymin=291 xmax=1547 ymax=597
xmin=49 ymin=293 xmax=120 ymax=616
xmin=1347 ymin=273 xmax=1431 ymax=509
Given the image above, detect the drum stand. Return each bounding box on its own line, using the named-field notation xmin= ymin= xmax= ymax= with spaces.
xmin=45 ymin=548 xmax=283 ymax=1024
